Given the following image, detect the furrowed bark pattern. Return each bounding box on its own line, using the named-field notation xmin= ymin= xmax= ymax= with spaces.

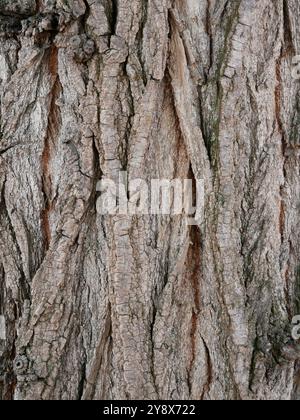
xmin=0 ymin=0 xmax=299 ymax=400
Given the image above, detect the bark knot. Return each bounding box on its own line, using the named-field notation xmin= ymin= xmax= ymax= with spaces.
xmin=13 ymin=355 xmax=29 ymax=375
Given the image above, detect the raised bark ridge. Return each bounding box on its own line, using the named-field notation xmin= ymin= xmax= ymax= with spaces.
xmin=0 ymin=0 xmax=299 ymax=400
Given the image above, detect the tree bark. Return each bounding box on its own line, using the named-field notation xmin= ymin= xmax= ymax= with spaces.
xmin=0 ymin=0 xmax=300 ymax=400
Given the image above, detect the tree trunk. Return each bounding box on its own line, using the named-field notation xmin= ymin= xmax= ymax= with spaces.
xmin=0 ymin=0 xmax=300 ymax=401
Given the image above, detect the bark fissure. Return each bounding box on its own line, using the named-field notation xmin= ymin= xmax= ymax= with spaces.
xmin=41 ymin=46 xmax=61 ymax=250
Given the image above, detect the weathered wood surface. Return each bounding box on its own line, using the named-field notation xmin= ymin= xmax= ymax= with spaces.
xmin=0 ymin=0 xmax=300 ymax=400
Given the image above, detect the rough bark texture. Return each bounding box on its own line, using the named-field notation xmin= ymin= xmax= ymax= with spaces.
xmin=0 ymin=0 xmax=300 ymax=400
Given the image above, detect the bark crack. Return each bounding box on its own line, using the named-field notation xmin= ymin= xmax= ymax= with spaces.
xmin=282 ymin=0 xmax=295 ymax=56
xmin=41 ymin=45 xmax=61 ymax=250
xmin=200 ymin=337 xmax=213 ymax=400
